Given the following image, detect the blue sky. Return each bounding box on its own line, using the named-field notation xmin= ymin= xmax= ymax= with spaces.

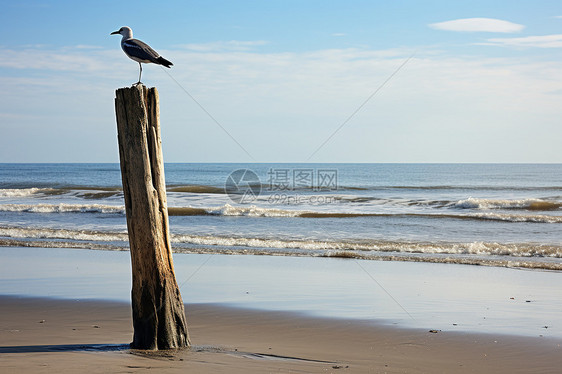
xmin=1 ymin=0 xmax=562 ymax=162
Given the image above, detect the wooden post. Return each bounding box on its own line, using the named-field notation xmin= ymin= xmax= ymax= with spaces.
xmin=114 ymin=85 xmax=190 ymax=350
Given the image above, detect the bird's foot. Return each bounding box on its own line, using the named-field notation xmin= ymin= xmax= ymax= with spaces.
xmin=133 ymin=81 xmax=143 ymax=86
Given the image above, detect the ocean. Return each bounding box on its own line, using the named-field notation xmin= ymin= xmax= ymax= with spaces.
xmin=1 ymin=163 xmax=561 ymax=271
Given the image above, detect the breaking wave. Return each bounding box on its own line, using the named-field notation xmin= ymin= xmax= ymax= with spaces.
xmin=1 ymin=202 xmax=561 ymax=223
xmin=0 ymin=188 xmax=56 ymax=197
xmin=0 ymin=187 xmax=122 ymax=200
xmin=0 ymin=203 xmax=125 ymax=214
xmin=453 ymin=197 xmax=562 ymax=211
xmin=0 ymin=225 xmax=560 ymax=270
xmin=167 ymin=185 xmax=226 ymax=194
xmin=0 ymin=226 xmax=128 ymax=242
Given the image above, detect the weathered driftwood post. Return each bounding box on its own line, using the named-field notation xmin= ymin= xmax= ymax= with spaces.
xmin=114 ymin=84 xmax=189 ymax=350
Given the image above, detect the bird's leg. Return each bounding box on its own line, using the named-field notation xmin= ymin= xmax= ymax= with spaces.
xmin=137 ymin=62 xmax=142 ymax=85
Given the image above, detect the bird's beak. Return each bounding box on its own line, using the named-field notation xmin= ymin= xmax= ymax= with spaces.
xmin=110 ymin=30 xmax=120 ymax=35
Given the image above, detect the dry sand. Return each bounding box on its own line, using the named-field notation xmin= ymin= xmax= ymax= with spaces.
xmin=0 ymin=296 xmax=560 ymax=373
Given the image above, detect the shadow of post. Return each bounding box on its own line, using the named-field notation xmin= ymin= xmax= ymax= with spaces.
xmin=0 ymin=343 xmax=130 ymax=354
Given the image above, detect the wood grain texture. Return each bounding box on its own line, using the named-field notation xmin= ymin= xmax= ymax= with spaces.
xmin=115 ymin=85 xmax=189 ymax=350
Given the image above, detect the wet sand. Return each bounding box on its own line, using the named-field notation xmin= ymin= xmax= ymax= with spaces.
xmin=1 ymin=296 xmax=560 ymax=373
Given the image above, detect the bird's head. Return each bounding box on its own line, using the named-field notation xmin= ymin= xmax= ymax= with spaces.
xmin=110 ymin=26 xmax=133 ymax=39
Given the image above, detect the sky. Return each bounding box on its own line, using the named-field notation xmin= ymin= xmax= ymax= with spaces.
xmin=1 ymin=0 xmax=562 ymax=163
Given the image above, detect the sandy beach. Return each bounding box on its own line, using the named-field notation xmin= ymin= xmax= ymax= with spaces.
xmin=1 ymin=247 xmax=561 ymax=373
xmin=0 ymin=296 xmax=560 ymax=373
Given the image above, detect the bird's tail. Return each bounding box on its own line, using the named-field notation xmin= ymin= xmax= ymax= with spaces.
xmin=157 ymin=56 xmax=173 ymax=68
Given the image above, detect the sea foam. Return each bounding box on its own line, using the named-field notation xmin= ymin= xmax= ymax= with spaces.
xmin=454 ymin=197 xmax=561 ymax=211
xmin=0 ymin=203 xmax=125 ymax=214
xmin=0 ymin=188 xmax=53 ymax=197
xmin=1 ymin=225 xmax=560 ymax=270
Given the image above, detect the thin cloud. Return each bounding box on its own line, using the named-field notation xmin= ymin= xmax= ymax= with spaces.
xmin=547 ymin=88 xmax=562 ymax=95
xmin=74 ymin=44 xmax=104 ymax=50
xmin=178 ymin=40 xmax=269 ymax=52
xmin=1 ymin=43 xmax=562 ymax=162
xmin=429 ymin=18 xmax=524 ymax=33
xmin=0 ymin=47 xmax=122 ymax=73
xmin=482 ymin=34 xmax=562 ymax=48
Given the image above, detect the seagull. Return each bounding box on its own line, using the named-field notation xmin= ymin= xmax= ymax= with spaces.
xmin=111 ymin=26 xmax=173 ymax=84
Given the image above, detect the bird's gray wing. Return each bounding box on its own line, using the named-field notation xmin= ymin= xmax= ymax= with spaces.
xmin=123 ymin=39 xmax=160 ymax=63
